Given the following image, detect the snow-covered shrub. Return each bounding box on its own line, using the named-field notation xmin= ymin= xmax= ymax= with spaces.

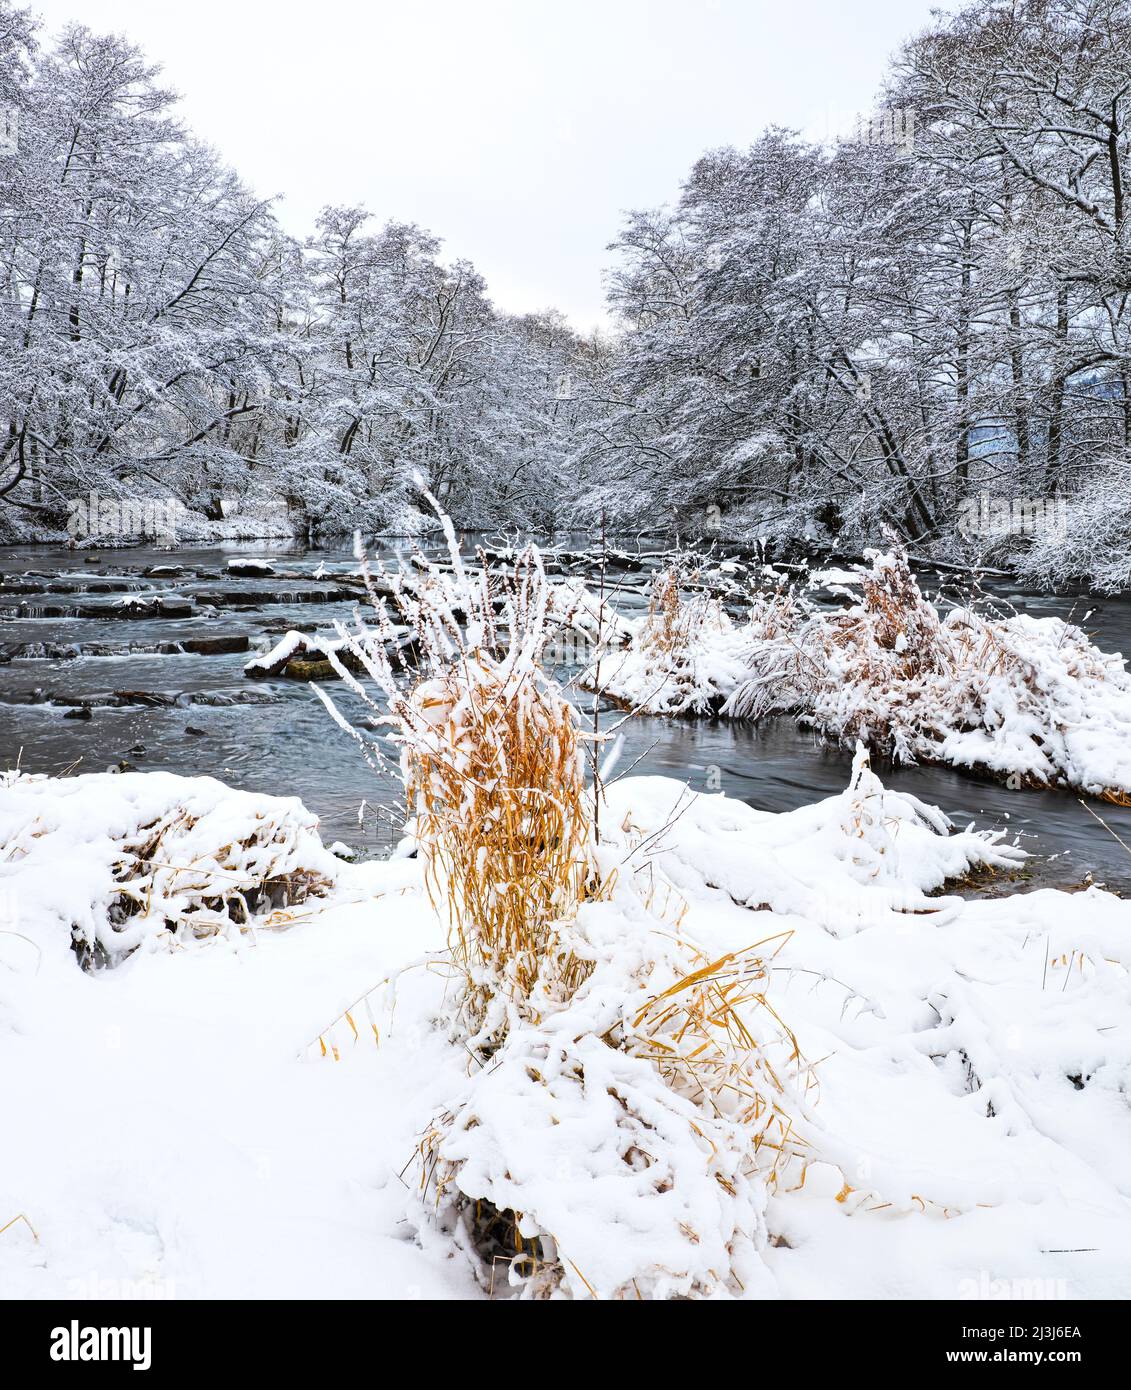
xmin=416 ymin=891 xmax=811 ymax=1299
xmin=796 ymin=549 xmax=959 ymax=761
xmin=797 ymin=552 xmax=1131 ymax=796
xmin=1006 ymin=462 xmax=1131 ymax=593
xmin=0 ymin=770 xmax=338 ymax=969
xmin=614 ymin=546 xmax=1131 ymax=800
xmin=581 ymin=566 xmax=751 ymax=714
xmin=718 ymin=582 xmax=811 ymax=721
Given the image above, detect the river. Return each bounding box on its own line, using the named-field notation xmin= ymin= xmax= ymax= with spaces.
xmin=3 ymin=538 xmax=1131 ymax=895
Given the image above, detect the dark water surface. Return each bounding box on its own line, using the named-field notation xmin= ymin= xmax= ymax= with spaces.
xmin=3 ymin=538 xmax=1131 ymax=894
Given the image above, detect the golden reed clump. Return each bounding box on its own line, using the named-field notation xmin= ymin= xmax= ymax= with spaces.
xmin=315 ymin=498 xmax=597 ymax=1046
xmin=406 ymin=644 xmax=595 ymax=1042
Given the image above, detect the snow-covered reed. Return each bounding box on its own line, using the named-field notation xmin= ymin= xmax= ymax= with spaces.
xmin=317 ymin=496 xmax=819 ymax=1297
xmin=582 ymin=563 xmax=753 ymax=715
xmin=315 ymin=498 xmax=596 ymax=1045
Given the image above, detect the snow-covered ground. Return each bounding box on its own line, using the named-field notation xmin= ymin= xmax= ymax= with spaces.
xmin=0 ymin=771 xmax=474 ymax=1298
xmin=3 ymin=756 xmax=1129 ymax=1299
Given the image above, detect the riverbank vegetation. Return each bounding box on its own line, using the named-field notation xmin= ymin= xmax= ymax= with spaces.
xmin=587 ymin=547 xmax=1131 ymax=803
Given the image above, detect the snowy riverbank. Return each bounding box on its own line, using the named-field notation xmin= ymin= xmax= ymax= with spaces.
xmin=3 ymin=758 xmax=1130 ymax=1299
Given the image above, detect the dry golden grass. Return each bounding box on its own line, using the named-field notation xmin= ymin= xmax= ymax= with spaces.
xmin=859 ymin=552 xmax=945 ymax=670
xmin=0 ymin=1213 xmax=37 ymax=1243
xmin=626 ymin=931 xmax=815 ymax=1187
xmin=337 ymin=525 xmax=599 ymax=1044
xmin=643 ymin=568 xmax=685 ymax=655
xmin=639 ymin=565 xmax=733 ymax=661
xmin=407 ymin=654 xmax=595 ymax=1039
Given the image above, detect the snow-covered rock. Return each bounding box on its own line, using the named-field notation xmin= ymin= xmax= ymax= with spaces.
xmin=226 ymin=558 xmax=276 ymax=577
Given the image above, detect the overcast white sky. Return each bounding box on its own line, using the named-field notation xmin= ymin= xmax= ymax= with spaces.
xmin=31 ymin=0 xmax=955 ymax=330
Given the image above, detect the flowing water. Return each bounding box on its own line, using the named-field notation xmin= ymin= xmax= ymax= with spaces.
xmin=3 ymin=538 xmax=1131 ymax=894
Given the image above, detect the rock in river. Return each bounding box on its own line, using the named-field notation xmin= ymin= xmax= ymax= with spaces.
xmin=178 ymin=634 xmax=250 ymax=656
